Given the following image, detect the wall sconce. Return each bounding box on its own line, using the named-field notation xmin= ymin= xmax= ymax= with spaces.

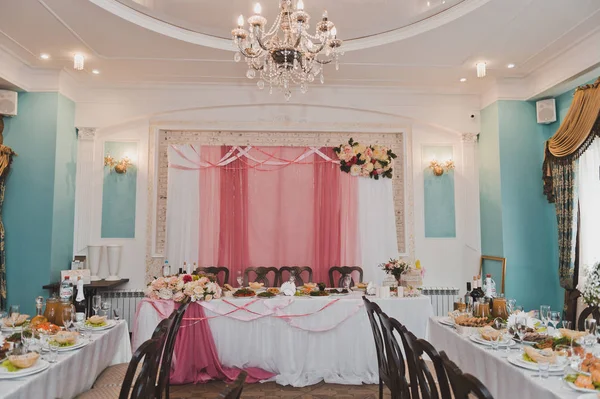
xmin=429 ymin=159 xmax=455 ymax=176
xmin=104 ymin=154 xmax=134 ymax=174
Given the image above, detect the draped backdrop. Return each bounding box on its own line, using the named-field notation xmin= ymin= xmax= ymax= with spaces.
xmin=0 ymin=117 xmax=16 ymax=311
xmin=166 ymin=145 xmax=399 ymax=284
xmin=543 ymin=77 xmax=600 ymax=290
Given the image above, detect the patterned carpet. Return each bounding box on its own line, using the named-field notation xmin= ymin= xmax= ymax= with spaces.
xmin=171 ymin=381 xmax=391 ymax=399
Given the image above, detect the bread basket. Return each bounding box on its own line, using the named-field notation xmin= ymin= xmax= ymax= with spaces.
xmin=8 ymin=352 xmax=40 ymax=369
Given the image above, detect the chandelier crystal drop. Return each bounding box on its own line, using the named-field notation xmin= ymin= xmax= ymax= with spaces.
xmin=232 ymin=0 xmax=343 ymax=101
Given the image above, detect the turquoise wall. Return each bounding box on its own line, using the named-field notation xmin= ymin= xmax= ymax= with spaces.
xmin=3 ymin=92 xmax=76 ymax=314
xmin=101 ymin=141 xmax=137 ymax=238
xmin=423 ymin=145 xmax=456 ymax=238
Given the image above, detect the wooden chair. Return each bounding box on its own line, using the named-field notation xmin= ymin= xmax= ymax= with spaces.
xmin=328 ymin=266 xmax=363 ymax=288
xmin=440 ymin=351 xmax=494 ymax=399
xmin=363 ymin=297 xmax=405 ymax=399
xmin=196 ymin=267 xmax=230 ymax=286
xmin=413 ymin=339 xmax=452 ymax=399
xmin=278 ymin=266 xmax=313 ymax=286
xmin=378 ymin=315 xmax=413 ymax=399
xmin=216 ymin=371 xmax=247 ymax=399
xmin=244 ymin=267 xmax=278 ymax=287
xmin=577 ymin=305 xmax=600 ymax=331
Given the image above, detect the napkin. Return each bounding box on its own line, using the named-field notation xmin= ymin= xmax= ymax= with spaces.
xmin=366 ymin=282 xmax=376 ymax=296
xmin=507 ymin=311 xmax=539 ymax=329
xmin=281 ymin=281 xmax=296 ymax=296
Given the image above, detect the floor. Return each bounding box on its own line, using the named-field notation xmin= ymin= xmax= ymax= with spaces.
xmin=171 ymin=381 xmax=391 ymax=399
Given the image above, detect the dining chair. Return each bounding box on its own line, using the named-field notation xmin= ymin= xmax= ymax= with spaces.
xmin=243 ymin=267 xmax=278 ymax=287
xmin=216 ymin=370 xmax=247 ymax=399
xmin=363 ymin=297 xmax=404 ymax=399
xmin=378 ymin=314 xmax=413 ymax=399
xmin=439 ymin=351 xmax=494 ymax=399
xmin=577 ymin=305 xmax=600 ymax=331
xmin=278 ymin=266 xmax=313 ymax=286
xmin=156 ymin=298 xmax=192 ymax=399
xmin=196 ymin=267 xmax=230 ymax=286
xmin=414 ymin=339 xmax=452 ymax=399
xmin=328 ymin=266 xmax=363 ymax=288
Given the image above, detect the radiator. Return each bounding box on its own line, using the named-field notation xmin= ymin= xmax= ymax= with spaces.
xmin=421 ymin=287 xmax=460 ymax=317
xmin=101 ymin=290 xmax=146 ymax=330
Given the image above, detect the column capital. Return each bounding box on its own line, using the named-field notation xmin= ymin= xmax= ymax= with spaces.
xmin=461 ymin=133 xmax=478 ymax=143
xmin=77 ymin=127 xmax=97 ymax=140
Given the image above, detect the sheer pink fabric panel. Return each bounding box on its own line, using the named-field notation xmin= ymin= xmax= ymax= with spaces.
xmin=247 ymin=147 xmax=315 ymax=269
xmin=198 ymin=145 xmax=221 ymax=267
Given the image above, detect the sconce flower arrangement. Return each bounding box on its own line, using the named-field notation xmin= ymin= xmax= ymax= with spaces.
xmin=429 ymin=159 xmax=455 ymax=176
xmin=104 ymin=154 xmax=134 ymax=174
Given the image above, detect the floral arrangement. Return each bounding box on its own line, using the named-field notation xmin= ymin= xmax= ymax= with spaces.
xmin=379 ymin=258 xmax=411 ymax=280
xmin=578 ymin=262 xmax=600 ymax=307
xmin=333 ymin=138 xmax=397 ymax=179
xmin=145 ymin=274 xmax=222 ymax=303
xmin=379 ymin=258 xmax=425 ymax=297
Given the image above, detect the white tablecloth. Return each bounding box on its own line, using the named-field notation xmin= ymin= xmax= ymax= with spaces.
xmin=0 ymin=321 xmax=132 ymax=399
xmin=134 ymin=294 xmax=433 ymax=387
xmin=428 ymin=318 xmax=581 ymax=399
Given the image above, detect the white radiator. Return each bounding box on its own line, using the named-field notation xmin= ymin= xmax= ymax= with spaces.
xmin=102 ymin=290 xmax=146 ymax=330
xmin=421 ymin=287 xmax=460 ymax=317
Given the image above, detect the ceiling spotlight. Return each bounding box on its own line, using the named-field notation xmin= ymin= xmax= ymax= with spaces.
xmin=40 ymin=53 xmax=50 ymax=60
xmin=460 ymin=78 xmax=467 ymax=82
xmin=476 ymin=62 xmax=486 ymax=78
xmin=507 ymin=63 xmax=515 ymax=69
xmin=92 ymin=69 xmax=100 ymax=75
xmin=73 ymin=54 xmax=84 ymax=71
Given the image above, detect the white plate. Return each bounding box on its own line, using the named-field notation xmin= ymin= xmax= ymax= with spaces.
xmin=45 ymin=339 xmax=89 ymax=352
xmin=0 ymin=359 xmax=49 ymax=379
xmin=507 ymin=353 xmax=565 ymax=372
xmin=86 ymin=320 xmax=117 ymax=331
xmin=1 ymin=325 xmax=26 ymax=333
xmin=439 ymin=317 xmax=455 ymax=327
xmin=564 ymin=379 xmax=598 ymax=393
xmin=577 ymin=394 xmax=600 ymax=399
xmin=469 ymin=334 xmax=515 ymax=347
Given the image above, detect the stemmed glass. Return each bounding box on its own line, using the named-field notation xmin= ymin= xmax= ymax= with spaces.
xmin=62 ymin=305 xmax=74 ymax=331
xmin=549 ymin=311 xmax=561 ymax=333
xmin=101 ymin=301 xmax=111 ymax=319
xmin=289 ymin=270 xmax=296 ymax=284
xmin=113 ymin=308 xmax=122 ymax=321
xmin=506 ymin=298 xmax=516 ymax=315
xmin=516 ymin=316 xmax=528 ymax=353
xmin=92 ymin=295 xmax=102 ymax=316
xmin=342 ymin=275 xmax=352 ymax=290
xmin=236 ymin=271 xmax=243 ymax=288
xmin=540 ymin=305 xmax=551 ymax=330
xmin=584 ymin=319 xmax=597 ymax=353
xmin=554 ymin=344 xmax=570 ymax=381
xmin=9 ymin=305 xmax=20 ymax=332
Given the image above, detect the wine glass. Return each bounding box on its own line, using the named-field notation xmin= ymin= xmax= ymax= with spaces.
xmin=516 ymin=316 xmax=528 ymax=353
xmin=540 ymin=305 xmax=551 ymax=329
xmin=506 ymin=298 xmax=516 ymax=315
xmin=289 ymin=270 xmax=296 ymax=284
xmin=549 ymin=311 xmax=561 ymax=333
xmin=21 ymin=326 xmax=33 ymax=352
xmin=101 ymin=301 xmax=111 ymax=319
xmin=113 ymin=308 xmax=122 ymax=321
xmin=92 ymin=295 xmax=102 ymax=316
xmin=585 ymin=319 xmax=597 ymax=352
xmin=555 ymin=344 xmax=570 ymax=380
xmin=62 ymin=305 xmax=74 ymax=331
xmin=236 ymin=271 xmax=243 ymax=288
xmin=342 ymin=275 xmax=352 ymax=290
xmin=9 ymin=305 xmax=20 ymax=332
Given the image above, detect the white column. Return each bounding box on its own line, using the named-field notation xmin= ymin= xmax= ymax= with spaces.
xmin=461 ymin=133 xmax=481 ymax=281
xmin=73 ymin=127 xmax=96 ymax=256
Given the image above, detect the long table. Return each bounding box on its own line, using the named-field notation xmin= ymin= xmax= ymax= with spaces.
xmin=134 ymin=293 xmax=434 ymax=387
xmin=428 ymin=317 xmax=582 ymax=399
xmin=0 ymin=321 xmax=132 ymax=399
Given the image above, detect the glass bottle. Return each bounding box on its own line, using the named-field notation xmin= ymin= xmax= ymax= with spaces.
xmin=31 ymin=296 xmax=48 ymax=327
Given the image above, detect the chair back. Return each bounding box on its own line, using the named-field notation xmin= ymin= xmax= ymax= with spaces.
xmin=577 ymin=306 xmax=600 ymax=331
xmin=217 ymin=371 xmax=247 ymax=399
xmin=328 ymin=266 xmax=363 ymax=288
xmin=414 ymin=339 xmax=452 ymax=399
xmin=378 ymin=313 xmax=411 ymax=398
xmin=156 ymin=299 xmax=192 ymax=399
xmin=440 ymin=351 xmax=494 ymax=399
xmin=278 ymin=266 xmax=313 ymax=286
xmin=196 ymin=267 xmax=230 ymax=286
xmin=244 ymin=267 xmax=278 ymax=287
xmin=121 ymin=320 xmax=170 ymax=399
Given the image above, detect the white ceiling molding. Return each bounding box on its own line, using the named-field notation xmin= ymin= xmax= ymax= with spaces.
xmin=88 ymin=0 xmax=492 ymax=52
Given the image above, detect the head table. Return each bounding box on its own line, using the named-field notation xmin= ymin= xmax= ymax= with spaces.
xmin=0 ymin=320 xmax=132 ymax=399
xmin=133 ymin=293 xmax=433 ymax=387
xmin=429 ymin=317 xmax=583 ymax=399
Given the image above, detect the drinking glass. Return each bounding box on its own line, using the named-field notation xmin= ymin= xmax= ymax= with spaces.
xmin=515 ymin=305 xmax=524 ymax=313
xmin=82 ymin=324 xmax=93 ymax=342
xmin=549 ymin=311 xmax=561 ymax=333
xmin=236 ymin=271 xmax=243 ymax=288
xmin=555 ymin=344 xmax=570 ymax=380
xmin=490 ymin=332 xmax=501 ymax=351
xmin=62 ymin=306 xmax=74 ymax=331
xmin=92 ymin=295 xmax=102 ymax=316
xmin=537 ymin=358 xmax=550 ymax=379
xmin=561 ymin=320 xmax=572 ymax=331
xmin=540 ymin=305 xmax=551 ymax=329
xmin=48 ymin=341 xmax=59 ymax=363
xmin=113 ymin=308 xmax=122 ymax=321
xmin=8 ymin=305 xmax=20 ymax=331
xmin=101 ymin=301 xmax=111 ymax=319
xmin=289 ymin=270 xmax=296 ymax=284
xmin=0 ymin=310 xmax=7 ymax=321
xmin=516 ymin=317 xmax=528 ymax=352
xmin=342 ymin=275 xmax=352 ymax=290
xmin=21 ymin=326 xmax=33 ymax=352
xmin=585 ymin=318 xmax=597 ymax=335
xmin=494 ymin=321 xmax=508 ymax=353
xmin=506 ymin=298 xmax=516 ymax=315
xmin=569 ymin=346 xmax=584 ymax=372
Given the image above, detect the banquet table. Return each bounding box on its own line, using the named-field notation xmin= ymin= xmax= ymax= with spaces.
xmin=428 ymin=317 xmax=582 ymax=399
xmin=134 ymin=293 xmax=433 ymax=387
xmin=0 ymin=320 xmax=132 ymax=399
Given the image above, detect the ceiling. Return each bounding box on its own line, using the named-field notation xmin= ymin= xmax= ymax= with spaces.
xmin=0 ymin=0 xmax=599 ymax=94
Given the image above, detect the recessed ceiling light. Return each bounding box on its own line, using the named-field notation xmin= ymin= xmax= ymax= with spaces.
xmin=460 ymin=78 xmax=467 ymax=82
xmin=476 ymin=62 xmax=487 ymax=78
xmin=507 ymin=63 xmax=516 ymax=69
xmin=92 ymin=69 xmax=100 ymax=75
xmin=73 ymin=54 xmax=84 ymax=71
xmin=40 ymin=53 xmax=50 ymax=60
xmin=427 ymin=1 xmax=431 ymax=6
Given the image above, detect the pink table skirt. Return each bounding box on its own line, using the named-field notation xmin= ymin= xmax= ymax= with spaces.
xmin=134 ymin=299 xmax=275 ymax=384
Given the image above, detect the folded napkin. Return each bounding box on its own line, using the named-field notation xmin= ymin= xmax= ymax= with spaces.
xmin=508 ymin=311 xmax=539 ymax=329
xmin=366 ymin=282 xmax=376 ymax=296
xmin=478 ymin=326 xmax=501 ymax=341
xmin=559 ymin=328 xmax=586 ymax=341
xmin=280 ymin=281 xmax=296 ymax=296
xmin=524 ymin=346 xmax=556 ymax=364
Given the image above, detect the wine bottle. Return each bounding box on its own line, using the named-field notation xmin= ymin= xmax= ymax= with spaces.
xmin=74 ymin=277 xmax=86 ymax=323
xmin=464 ymin=282 xmax=472 ymax=305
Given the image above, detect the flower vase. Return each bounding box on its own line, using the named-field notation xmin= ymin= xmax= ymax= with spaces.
xmin=87 ymin=245 xmax=102 ymax=281
xmin=105 ymin=245 xmax=122 ymax=281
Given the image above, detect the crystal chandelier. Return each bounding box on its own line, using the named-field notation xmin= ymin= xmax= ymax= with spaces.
xmin=232 ymin=0 xmax=343 ymax=101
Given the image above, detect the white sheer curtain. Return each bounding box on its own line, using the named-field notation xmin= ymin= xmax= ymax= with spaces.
xmin=578 ymin=139 xmax=600 ymax=289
